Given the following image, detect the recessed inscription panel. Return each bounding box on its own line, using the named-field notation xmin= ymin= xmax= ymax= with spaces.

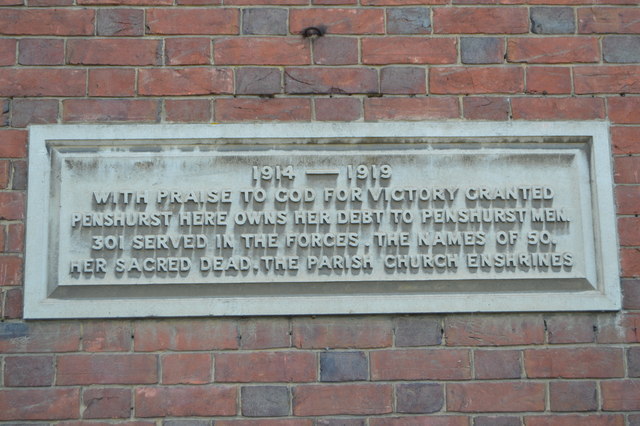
xmin=25 ymin=123 xmax=619 ymax=317
xmin=56 ymin=146 xmax=588 ymax=288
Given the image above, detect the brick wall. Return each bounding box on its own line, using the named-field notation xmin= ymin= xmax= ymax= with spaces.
xmin=1 ymin=1 xmax=639 ymax=424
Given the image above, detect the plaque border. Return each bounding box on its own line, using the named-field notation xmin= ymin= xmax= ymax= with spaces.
xmin=25 ymin=121 xmax=619 ymax=318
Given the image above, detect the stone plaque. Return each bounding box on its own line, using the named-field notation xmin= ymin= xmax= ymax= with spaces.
xmin=25 ymin=122 xmax=619 ymax=318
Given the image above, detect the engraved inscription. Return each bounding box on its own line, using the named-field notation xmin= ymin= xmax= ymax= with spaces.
xmin=55 ymin=146 xmax=585 ymax=287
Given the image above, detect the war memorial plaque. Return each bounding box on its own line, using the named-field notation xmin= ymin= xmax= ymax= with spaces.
xmin=24 ymin=122 xmax=620 ymax=318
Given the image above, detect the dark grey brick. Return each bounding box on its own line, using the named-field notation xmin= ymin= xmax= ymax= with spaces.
xmin=530 ymin=7 xmax=575 ymax=34
xmin=604 ymin=36 xmax=640 ymax=63
xmin=0 ymin=99 xmax=9 ymax=127
xmin=236 ymin=67 xmax=281 ymax=95
xmin=380 ymin=67 xmax=426 ymax=95
xmin=461 ymin=37 xmax=504 ymax=64
xmin=11 ymin=160 xmax=27 ymax=191
xmin=317 ymin=419 xmax=366 ymax=426
xmin=387 ymin=8 xmax=431 ymax=34
xmin=241 ymin=386 xmax=289 ymax=417
xmin=320 ymin=351 xmax=368 ymax=382
xmin=97 ymin=9 xmax=144 ymax=36
xmin=474 ymin=416 xmax=521 ymax=426
xmin=164 ymin=421 xmax=211 ymax=426
xmin=242 ymin=8 xmax=287 ymax=35
xmin=394 ymin=316 xmax=442 ymax=346
xmin=11 ymin=99 xmax=58 ymax=128
xmin=396 ymin=383 xmax=443 ymax=414
xmin=629 ymin=347 xmax=640 ymax=377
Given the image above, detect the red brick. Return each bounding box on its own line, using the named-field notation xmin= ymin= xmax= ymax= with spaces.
xmin=0 ymin=0 xmax=22 ymax=6
xmin=58 ymin=421 xmax=155 ymax=426
xmin=369 ymin=417 xmax=468 ymax=426
xmin=238 ymin=317 xmax=291 ymax=349
xmin=602 ymin=380 xmax=640 ymax=410
xmin=135 ymin=386 xmax=236 ymax=417
xmin=434 ymin=7 xmax=529 ymax=34
xmin=623 ymin=279 xmax=640 ymax=309
xmin=362 ymin=0 xmax=447 ymax=3
xmin=314 ymin=36 xmax=358 ymax=65
xmin=0 ymin=255 xmax=21 ymax=285
xmin=579 ymin=7 xmax=640 ymax=33
xmin=622 ymin=248 xmax=640 ymax=277
xmin=293 ymin=384 xmax=392 ymax=416
xmin=217 ymin=421 xmax=312 ymax=426
xmin=0 ymin=192 xmax=23 ymax=222
xmin=63 ymin=99 xmax=159 ymax=123
xmin=67 ymin=39 xmax=160 ymax=66
xmin=575 ymin=66 xmax=640 ymax=94
xmin=0 ymin=162 xmax=8 ymax=189
xmin=80 ymin=0 xmax=171 ymax=4
xmin=293 ymin=317 xmax=392 ymax=349
xmin=83 ymin=388 xmax=131 ymax=419
xmin=214 ymin=37 xmax=310 ymax=65
xmin=4 ymin=355 xmax=54 ymax=386
xmin=362 ymin=37 xmax=456 ymax=65
xmin=216 ymin=98 xmax=311 ymax=122
xmin=525 ymin=415 xmax=625 ymax=426
xmin=546 ymin=314 xmax=596 ymax=343
xmin=11 ymin=99 xmax=58 ymax=127
xmin=612 ymin=127 xmax=640 ymax=155
xmin=447 ymin=382 xmax=545 ymax=412
xmin=463 ymin=97 xmax=509 ymax=120
xmin=133 ymin=319 xmax=238 ymax=351
xmin=370 ymin=349 xmax=471 ymax=380
xmin=165 ymin=99 xmax=212 ymax=123
xmin=617 ymin=186 xmax=640 ymax=215
xmin=146 ymin=8 xmax=238 ymax=35
xmin=474 ymin=349 xmax=520 ymax=379
xmin=0 ymin=9 xmax=94 ymax=35
xmin=549 ymin=381 xmax=598 ymax=412
xmin=608 ymin=97 xmax=640 ymax=124
xmin=616 ymin=157 xmax=640 ymax=184
xmin=508 ymin=37 xmax=599 ymax=63
xmin=3 ymin=287 xmax=22 ymax=319
xmin=512 ymin=97 xmax=605 ymax=120
xmin=526 ymin=66 xmax=572 ymax=94
xmin=596 ymin=313 xmax=640 ymax=343
xmin=29 ymin=0 xmax=74 ymax=4
xmin=88 ymin=69 xmax=135 ymax=97
xmin=165 ymin=37 xmax=211 ymax=65
xmin=525 ymin=347 xmax=624 ymax=378
xmin=290 ymin=8 xmax=384 ymax=34
xmin=431 ymin=67 xmax=523 ymax=94
xmin=97 ymin=8 xmax=143 ymax=36
xmin=365 ymin=97 xmax=459 ymax=121
xmin=83 ymin=321 xmax=131 ymax=352
xmin=18 ymin=38 xmax=63 ymax=65
xmin=216 ymin=351 xmax=316 ymax=382
xmin=226 ymin=0 xmax=305 ymax=4
xmin=0 ymin=69 xmax=86 ymax=97
xmin=315 ymin=97 xmax=362 ymax=121
xmin=0 ymin=129 xmax=26 ymax=157
xmin=0 ymin=388 xmax=79 ymax=420
xmin=139 ymin=68 xmax=232 ymax=96
xmin=0 ymin=39 xmax=15 ymax=66
xmin=445 ymin=315 xmax=544 ymax=346
xmin=0 ymin=322 xmax=81 ymax=352
xmin=162 ymin=353 xmax=211 ymax=384
xmin=57 ymin=354 xmax=158 ymax=385
xmin=285 ymin=67 xmax=377 ymax=94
